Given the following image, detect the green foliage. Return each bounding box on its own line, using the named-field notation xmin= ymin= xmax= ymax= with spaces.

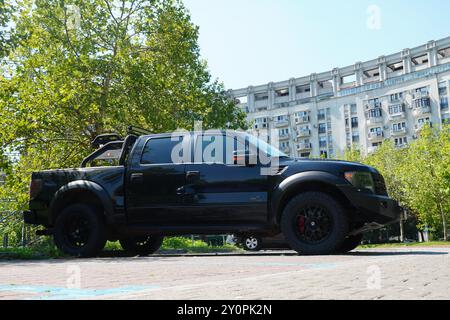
xmin=161 ymin=236 xmax=237 ymax=253
xmin=340 ymin=124 xmax=450 ymax=240
xmin=103 ymin=237 xmax=238 ymax=254
xmin=0 ymin=0 xmax=248 ymax=242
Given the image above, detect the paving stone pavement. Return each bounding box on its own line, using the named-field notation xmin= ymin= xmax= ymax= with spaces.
xmin=0 ymin=247 xmax=449 ymax=300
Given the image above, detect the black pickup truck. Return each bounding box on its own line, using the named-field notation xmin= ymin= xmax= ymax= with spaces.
xmin=24 ymin=128 xmax=402 ymax=257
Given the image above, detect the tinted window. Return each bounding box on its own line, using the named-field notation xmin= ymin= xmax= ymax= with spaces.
xmin=195 ymin=135 xmax=245 ymax=164
xmin=141 ymin=137 xmax=185 ymax=165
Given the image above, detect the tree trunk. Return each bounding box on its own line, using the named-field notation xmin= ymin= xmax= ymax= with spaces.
xmin=438 ymin=202 xmax=448 ymax=241
xmin=3 ymin=234 xmax=8 ymax=249
xmin=399 ymin=219 xmax=405 ymax=243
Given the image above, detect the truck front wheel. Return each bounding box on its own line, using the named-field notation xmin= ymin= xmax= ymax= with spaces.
xmin=54 ymin=204 xmax=107 ymax=258
xmin=335 ymin=233 xmax=363 ymax=253
xmin=119 ymin=236 xmax=164 ymax=256
xmin=281 ymin=192 xmax=348 ymax=255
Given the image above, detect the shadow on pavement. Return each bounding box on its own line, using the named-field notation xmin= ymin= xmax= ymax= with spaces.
xmin=346 ymin=250 xmax=448 ymax=256
xmin=1 ymin=249 xmax=447 ymax=264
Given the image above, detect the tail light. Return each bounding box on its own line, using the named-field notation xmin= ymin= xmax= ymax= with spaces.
xmin=29 ymin=179 xmax=43 ymax=200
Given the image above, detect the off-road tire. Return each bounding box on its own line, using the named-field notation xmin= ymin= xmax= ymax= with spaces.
xmin=54 ymin=204 xmax=107 ymax=258
xmin=281 ymin=192 xmax=349 ymax=255
xmin=119 ymin=236 xmax=164 ymax=256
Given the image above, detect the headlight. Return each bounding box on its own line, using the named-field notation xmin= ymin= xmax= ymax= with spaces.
xmin=344 ymin=171 xmax=375 ymax=193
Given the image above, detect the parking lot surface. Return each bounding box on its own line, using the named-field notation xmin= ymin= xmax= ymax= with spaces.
xmin=0 ymin=247 xmax=449 ymax=300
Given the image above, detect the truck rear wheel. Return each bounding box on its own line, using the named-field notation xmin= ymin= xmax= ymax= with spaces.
xmin=54 ymin=204 xmax=107 ymax=258
xmin=119 ymin=236 xmax=164 ymax=256
xmin=281 ymin=192 xmax=348 ymax=255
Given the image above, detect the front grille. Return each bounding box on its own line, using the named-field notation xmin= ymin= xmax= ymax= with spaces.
xmin=372 ymin=173 xmax=388 ymax=196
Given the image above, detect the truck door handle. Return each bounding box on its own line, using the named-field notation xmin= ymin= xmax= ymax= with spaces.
xmin=176 ymin=186 xmax=185 ymax=195
xmin=186 ymin=171 xmax=200 ymax=180
xmin=130 ymin=173 xmax=144 ymax=184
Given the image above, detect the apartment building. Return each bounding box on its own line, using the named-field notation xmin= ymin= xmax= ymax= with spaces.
xmin=229 ymin=37 xmax=450 ymax=158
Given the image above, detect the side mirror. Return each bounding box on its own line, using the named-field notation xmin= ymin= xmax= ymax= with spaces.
xmin=232 ymin=151 xmax=258 ymax=166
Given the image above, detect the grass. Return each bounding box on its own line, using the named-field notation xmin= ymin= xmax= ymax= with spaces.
xmin=0 ymin=245 xmax=64 ymax=260
xmin=0 ymin=237 xmax=239 ymax=260
xmin=359 ymin=241 xmax=450 ymax=249
xmin=105 ymin=237 xmax=239 ymax=254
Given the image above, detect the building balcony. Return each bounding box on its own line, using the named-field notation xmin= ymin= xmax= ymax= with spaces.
xmin=388 ymin=98 xmax=404 ymax=105
xmin=366 ymin=117 xmax=383 ymax=126
xmin=274 ymin=120 xmax=289 ymax=128
xmin=296 ymin=129 xmax=311 ymax=138
xmin=390 ymin=128 xmax=407 ymax=136
xmin=297 ymin=143 xmax=312 ymax=151
xmin=281 ymin=146 xmax=290 ymax=154
xmin=278 ymin=133 xmax=290 ymax=141
xmin=368 ymin=132 xmax=384 ymax=142
xmin=413 ymin=106 xmax=431 ymax=117
xmin=254 ymin=123 xmax=268 ymax=130
xmin=389 ymin=111 xmax=406 ymax=120
xmin=413 ymin=91 xmax=429 ymax=100
xmin=366 ymin=101 xmax=382 ymax=109
xmin=295 ymin=116 xmax=310 ymax=124
xmin=414 ymin=123 xmax=431 ymax=133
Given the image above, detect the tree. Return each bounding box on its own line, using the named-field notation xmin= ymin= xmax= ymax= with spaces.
xmin=0 ymin=0 xmax=14 ymax=58
xmin=402 ymin=125 xmax=449 ymax=241
xmin=0 ymin=0 xmax=247 ymax=241
xmin=339 ymin=125 xmax=450 ymax=241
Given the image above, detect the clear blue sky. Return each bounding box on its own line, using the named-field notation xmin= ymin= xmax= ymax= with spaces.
xmin=183 ymin=0 xmax=450 ymax=89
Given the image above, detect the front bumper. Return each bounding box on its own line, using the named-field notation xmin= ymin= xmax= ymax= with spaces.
xmin=340 ymin=186 xmax=403 ymax=224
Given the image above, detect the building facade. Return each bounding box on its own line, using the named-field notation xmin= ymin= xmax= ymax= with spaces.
xmin=229 ymin=37 xmax=450 ymax=158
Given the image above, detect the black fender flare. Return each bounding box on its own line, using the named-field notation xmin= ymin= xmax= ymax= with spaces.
xmin=270 ymin=171 xmax=349 ymax=224
xmin=49 ymin=180 xmax=114 ymax=222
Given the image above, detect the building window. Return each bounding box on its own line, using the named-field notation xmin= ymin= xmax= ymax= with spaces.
xmin=392 ymin=122 xmax=406 ymax=132
xmin=300 ymin=152 xmax=310 ymax=158
xmin=352 ymin=132 xmax=360 ymax=143
xmin=279 ymin=141 xmax=289 ymax=148
xmin=394 ymin=137 xmax=407 ymax=146
xmin=370 ymin=127 xmax=383 ymax=136
xmin=367 ymin=108 xmax=382 ymax=118
xmin=275 ymin=88 xmax=289 ymax=97
xmin=440 ymin=97 xmax=449 ymax=110
xmin=414 ymin=98 xmax=431 ymax=108
xmin=351 ymin=117 xmax=358 ymax=128
xmin=372 ymin=142 xmax=382 ymax=147
xmin=319 ymin=137 xmax=327 ymax=148
xmin=254 ymin=117 xmax=268 ymax=129
xmin=350 ymin=104 xmax=357 ymax=115
xmin=255 ymin=92 xmax=269 ymax=101
xmin=318 ymin=123 xmax=327 ymax=134
xmin=390 ymin=92 xmax=403 ymax=102
xmin=318 ymin=109 xmax=326 ymax=121
xmin=278 ymin=128 xmax=290 ymax=136
xmin=389 ymin=104 xmax=405 ymax=114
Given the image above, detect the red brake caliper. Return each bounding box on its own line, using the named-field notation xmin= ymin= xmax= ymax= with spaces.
xmin=298 ymin=216 xmax=305 ymax=234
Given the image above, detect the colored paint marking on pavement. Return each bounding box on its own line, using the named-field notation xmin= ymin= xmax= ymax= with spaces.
xmin=0 ymin=284 xmax=160 ymax=300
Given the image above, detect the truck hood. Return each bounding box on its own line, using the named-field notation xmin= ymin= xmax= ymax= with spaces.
xmin=278 ymin=157 xmax=378 ymax=176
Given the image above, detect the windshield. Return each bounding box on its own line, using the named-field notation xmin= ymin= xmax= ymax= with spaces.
xmin=239 ymin=132 xmax=289 ymax=158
